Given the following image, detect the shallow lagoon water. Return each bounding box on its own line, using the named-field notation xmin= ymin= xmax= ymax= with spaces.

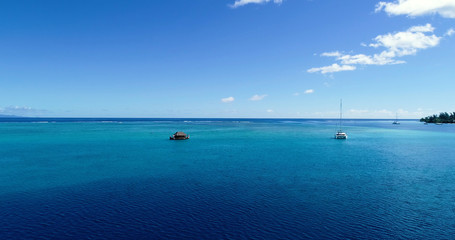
xmin=1 ymin=119 xmax=455 ymax=239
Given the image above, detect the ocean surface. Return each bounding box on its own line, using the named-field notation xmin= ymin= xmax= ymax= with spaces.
xmin=1 ymin=118 xmax=455 ymax=239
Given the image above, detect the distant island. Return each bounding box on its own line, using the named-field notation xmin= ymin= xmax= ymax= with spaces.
xmin=420 ymin=112 xmax=455 ymax=124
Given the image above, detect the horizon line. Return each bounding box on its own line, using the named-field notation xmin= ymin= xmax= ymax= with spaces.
xmin=0 ymin=117 xmax=420 ymax=120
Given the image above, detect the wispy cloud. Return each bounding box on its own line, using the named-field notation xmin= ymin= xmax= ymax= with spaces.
xmin=221 ymin=96 xmax=235 ymax=103
xmin=308 ymin=24 xmax=443 ymax=74
xmin=308 ymin=63 xmax=356 ymax=74
xmin=249 ymin=94 xmax=268 ymax=101
xmin=230 ymin=0 xmax=282 ymax=8
xmin=347 ymin=108 xmax=430 ymax=118
xmin=348 ymin=109 xmax=393 ymax=118
xmin=349 ymin=109 xmax=371 ymax=115
xmin=375 ymin=0 xmax=455 ymax=18
xmin=304 ymin=89 xmax=314 ymax=94
xmin=446 ymin=28 xmax=455 ymax=36
xmin=0 ymin=106 xmax=47 ymax=117
xmin=266 ymin=109 xmax=274 ymax=113
xmin=306 ymin=108 xmax=427 ymax=118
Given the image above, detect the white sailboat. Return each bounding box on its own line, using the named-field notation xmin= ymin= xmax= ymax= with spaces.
xmin=335 ymin=99 xmax=348 ymax=139
xmin=392 ymin=113 xmax=400 ymax=125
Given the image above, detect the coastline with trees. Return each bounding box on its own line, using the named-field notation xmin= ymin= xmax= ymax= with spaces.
xmin=420 ymin=112 xmax=455 ymax=124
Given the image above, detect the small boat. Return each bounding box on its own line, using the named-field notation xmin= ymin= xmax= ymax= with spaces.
xmin=335 ymin=99 xmax=348 ymax=139
xmin=335 ymin=130 xmax=348 ymax=139
xmin=170 ymin=132 xmax=190 ymax=140
xmin=392 ymin=113 xmax=400 ymax=125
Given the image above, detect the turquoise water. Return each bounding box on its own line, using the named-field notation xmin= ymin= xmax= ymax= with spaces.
xmin=1 ymin=119 xmax=455 ymax=239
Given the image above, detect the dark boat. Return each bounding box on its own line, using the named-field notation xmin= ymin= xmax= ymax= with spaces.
xmin=392 ymin=113 xmax=400 ymax=125
xmin=170 ymin=132 xmax=190 ymax=140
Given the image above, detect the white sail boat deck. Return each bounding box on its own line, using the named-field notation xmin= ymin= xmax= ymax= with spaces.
xmin=335 ymin=99 xmax=348 ymax=139
xmin=335 ymin=130 xmax=347 ymax=139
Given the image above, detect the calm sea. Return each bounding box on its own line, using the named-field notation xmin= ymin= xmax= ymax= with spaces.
xmin=1 ymin=118 xmax=454 ymax=239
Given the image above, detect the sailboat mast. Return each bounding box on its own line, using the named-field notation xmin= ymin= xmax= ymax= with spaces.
xmin=339 ymin=99 xmax=342 ymax=130
xmin=334 ymin=98 xmax=348 ymax=139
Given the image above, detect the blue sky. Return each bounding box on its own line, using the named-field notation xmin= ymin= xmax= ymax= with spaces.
xmin=1 ymin=0 xmax=454 ymax=118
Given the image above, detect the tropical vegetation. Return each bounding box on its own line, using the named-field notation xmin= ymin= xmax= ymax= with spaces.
xmin=420 ymin=112 xmax=455 ymax=123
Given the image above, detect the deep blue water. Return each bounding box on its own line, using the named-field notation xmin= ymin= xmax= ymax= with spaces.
xmin=1 ymin=119 xmax=455 ymax=239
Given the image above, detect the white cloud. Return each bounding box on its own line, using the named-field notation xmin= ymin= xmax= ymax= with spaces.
xmin=267 ymin=109 xmax=274 ymax=113
xmin=221 ymin=96 xmax=235 ymax=103
xmin=309 ymin=24 xmax=443 ymax=74
xmin=336 ymin=52 xmax=403 ymax=65
xmin=370 ymin=24 xmax=440 ymax=56
xmin=293 ymin=92 xmax=300 ymax=96
xmin=307 ymin=63 xmax=356 ymax=74
xmin=321 ymin=51 xmax=342 ymax=57
xmin=230 ymin=0 xmax=282 ymax=8
xmin=304 ymin=89 xmax=314 ymax=94
xmin=249 ymin=94 xmax=268 ymax=101
xmin=375 ymin=0 xmax=455 ymax=18
xmin=446 ymin=28 xmax=455 ymax=36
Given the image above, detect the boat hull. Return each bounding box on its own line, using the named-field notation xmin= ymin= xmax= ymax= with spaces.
xmin=169 ymin=136 xmax=189 ymax=140
xmin=335 ymin=133 xmax=347 ymax=139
